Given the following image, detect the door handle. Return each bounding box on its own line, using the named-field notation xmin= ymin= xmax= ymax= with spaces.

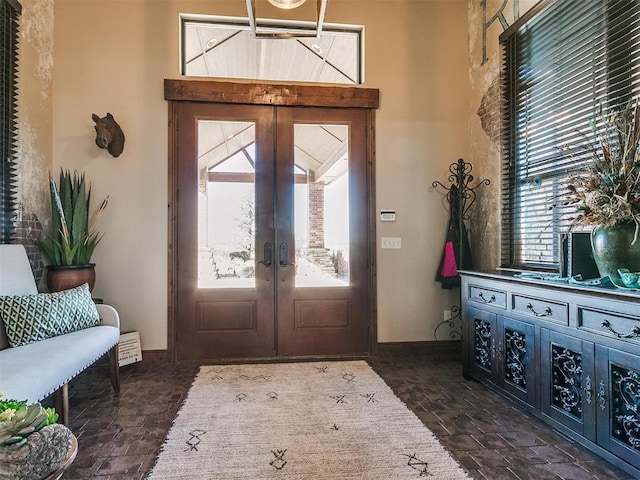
xmin=279 ymin=242 xmax=295 ymax=268
xmin=258 ymin=242 xmax=272 ymax=267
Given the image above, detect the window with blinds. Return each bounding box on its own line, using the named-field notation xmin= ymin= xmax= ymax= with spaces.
xmin=0 ymin=0 xmax=20 ymax=243
xmin=500 ymin=0 xmax=640 ymax=271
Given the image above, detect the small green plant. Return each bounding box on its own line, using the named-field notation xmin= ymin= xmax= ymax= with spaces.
xmin=229 ymin=250 xmax=251 ymax=262
xmin=35 ymin=169 xmax=108 ymax=266
xmin=331 ymin=249 xmax=348 ymax=278
xmin=0 ymin=393 xmax=58 ymax=447
xmin=232 ymin=196 xmax=255 ymax=261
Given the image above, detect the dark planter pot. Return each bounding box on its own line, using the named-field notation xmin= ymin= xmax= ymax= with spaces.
xmin=591 ymin=224 xmax=640 ymax=279
xmin=46 ymin=264 xmax=96 ymax=292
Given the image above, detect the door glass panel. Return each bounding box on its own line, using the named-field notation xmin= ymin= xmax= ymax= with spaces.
xmin=197 ymin=120 xmax=256 ymax=288
xmin=294 ymin=123 xmax=350 ymax=287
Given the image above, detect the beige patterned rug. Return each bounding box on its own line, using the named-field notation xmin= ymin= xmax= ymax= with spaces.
xmin=146 ymin=361 xmax=470 ymax=479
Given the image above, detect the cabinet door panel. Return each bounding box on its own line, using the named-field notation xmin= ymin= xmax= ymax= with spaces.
xmin=596 ymin=346 xmax=640 ymax=468
xmin=500 ymin=316 xmax=536 ymax=407
xmin=541 ymin=329 xmax=596 ymax=440
xmin=469 ymin=306 xmax=495 ymax=383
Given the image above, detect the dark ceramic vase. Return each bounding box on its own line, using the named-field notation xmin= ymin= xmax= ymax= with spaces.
xmin=46 ymin=264 xmax=96 ymax=292
xmin=591 ymin=224 xmax=640 ymax=279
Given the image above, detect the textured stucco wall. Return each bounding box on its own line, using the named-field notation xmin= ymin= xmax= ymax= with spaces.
xmin=467 ymin=0 xmax=538 ymax=270
xmin=15 ymin=0 xmax=53 ymax=282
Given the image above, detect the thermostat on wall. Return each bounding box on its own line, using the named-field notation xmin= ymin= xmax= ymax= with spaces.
xmin=380 ymin=210 xmax=396 ymax=222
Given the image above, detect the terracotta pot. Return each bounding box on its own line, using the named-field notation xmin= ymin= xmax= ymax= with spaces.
xmin=46 ymin=264 xmax=96 ymax=292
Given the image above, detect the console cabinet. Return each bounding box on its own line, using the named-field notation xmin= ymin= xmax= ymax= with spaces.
xmin=461 ymin=271 xmax=640 ymax=478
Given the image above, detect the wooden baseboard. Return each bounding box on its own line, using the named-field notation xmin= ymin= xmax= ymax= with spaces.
xmin=131 ymin=342 xmax=460 ymax=366
xmin=138 ymin=349 xmax=172 ymax=365
xmin=376 ymin=340 xmax=461 ymax=357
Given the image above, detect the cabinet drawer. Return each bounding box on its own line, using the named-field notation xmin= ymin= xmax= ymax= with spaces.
xmin=578 ymin=308 xmax=640 ymax=343
xmin=512 ymin=294 xmax=568 ymax=324
xmin=468 ymin=285 xmax=507 ymax=309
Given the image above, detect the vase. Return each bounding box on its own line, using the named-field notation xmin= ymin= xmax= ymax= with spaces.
xmin=590 ymin=224 xmax=640 ymax=279
xmin=46 ymin=264 xmax=96 ymax=292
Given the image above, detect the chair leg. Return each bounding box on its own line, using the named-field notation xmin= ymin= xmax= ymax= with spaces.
xmin=54 ymin=383 xmax=69 ymax=426
xmin=108 ymin=344 xmax=121 ymax=396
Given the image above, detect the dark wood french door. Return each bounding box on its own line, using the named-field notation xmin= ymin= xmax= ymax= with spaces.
xmin=170 ymin=99 xmax=374 ymax=361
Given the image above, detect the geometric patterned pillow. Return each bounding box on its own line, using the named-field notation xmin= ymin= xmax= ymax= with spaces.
xmin=0 ymin=283 xmax=99 ymax=347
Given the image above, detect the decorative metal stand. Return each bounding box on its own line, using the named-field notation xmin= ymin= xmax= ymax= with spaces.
xmin=433 ymin=305 xmax=462 ymax=341
xmin=431 ymin=158 xmax=490 ymax=342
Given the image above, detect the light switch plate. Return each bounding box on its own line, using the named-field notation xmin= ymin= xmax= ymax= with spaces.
xmin=381 ymin=237 xmax=401 ymax=249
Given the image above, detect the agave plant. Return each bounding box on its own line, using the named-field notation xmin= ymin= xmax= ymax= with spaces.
xmin=0 ymin=402 xmax=56 ymax=447
xmin=35 ymin=169 xmax=108 ymax=266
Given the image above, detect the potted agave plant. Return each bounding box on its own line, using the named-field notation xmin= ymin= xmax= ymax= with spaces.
xmin=35 ymin=169 xmax=109 ymax=292
xmin=0 ymin=394 xmax=73 ymax=480
xmin=565 ymin=100 xmax=640 ymax=280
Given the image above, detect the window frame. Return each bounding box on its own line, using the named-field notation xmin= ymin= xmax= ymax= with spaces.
xmin=499 ymin=0 xmax=640 ymax=272
xmin=179 ymin=14 xmax=365 ymax=85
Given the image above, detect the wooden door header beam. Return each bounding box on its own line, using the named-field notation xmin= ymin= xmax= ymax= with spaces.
xmin=164 ymin=79 xmax=380 ymax=109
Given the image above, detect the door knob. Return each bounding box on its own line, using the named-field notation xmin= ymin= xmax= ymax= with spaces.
xmin=258 ymin=242 xmax=272 ymax=267
xmin=279 ymin=242 xmax=295 ymax=268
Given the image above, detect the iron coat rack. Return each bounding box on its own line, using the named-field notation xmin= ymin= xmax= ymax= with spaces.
xmin=431 ymin=158 xmax=490 ymax=341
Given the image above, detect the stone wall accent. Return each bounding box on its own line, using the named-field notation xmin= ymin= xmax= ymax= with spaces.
xmin=11 ymin=206 xmax=44 ymax=285
xmin=468 ymin=0 xmax=538 ymax=270
xmin=9 ymin=0 xmax=54 ymax=285
xmin=308 ymin=182 xmax=324 ymax=248
xmin=476 ymin=74 xmax=502 ymax=147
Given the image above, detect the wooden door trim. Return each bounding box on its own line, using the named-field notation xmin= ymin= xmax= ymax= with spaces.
xmin=366 ymin=108 xmax=378 ymax=356
xmin=164 ymin=79 xmax=379 ymax=109
xmin=166 ymin=81 xmax=379 ymax=362
xmin=167 ymin=102 xmax=179 ymax=362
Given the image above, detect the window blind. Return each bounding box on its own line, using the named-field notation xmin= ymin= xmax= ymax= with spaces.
xmin=500 ymin=0 xmax=640 ymax=271
xmin=0 ymin=0 xmax=20 ymax=243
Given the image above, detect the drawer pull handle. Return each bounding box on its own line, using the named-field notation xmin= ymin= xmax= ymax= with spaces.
xmin=478 ymin=292 xmax=496 ymax=304
xmin=597 ymin=380 xmax=607 ymax=411
xmin=526 ymin=303 xmax=552 ymax=317
xmin=584 ymin=375 xmax=593 ymax=405
xmin=601 ymin=319 xmax=640 ymax=339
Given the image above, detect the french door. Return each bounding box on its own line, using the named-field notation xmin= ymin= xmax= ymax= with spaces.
xmin=170 ymin=100 xmax=374 ymax=361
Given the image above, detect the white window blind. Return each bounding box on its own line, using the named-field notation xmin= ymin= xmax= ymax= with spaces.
xmin=501 ymin=0 xmax=640 ymax=271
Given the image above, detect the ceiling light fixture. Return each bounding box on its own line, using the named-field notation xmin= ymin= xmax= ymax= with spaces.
xmin=246 ymin=0 xmax=327 ymax=38
xmin=268 ymin=0 xmax=307 ymax=9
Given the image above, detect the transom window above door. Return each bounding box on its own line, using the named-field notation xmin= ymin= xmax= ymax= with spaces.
xmin=181 ymin=15 xmax=364 ymax=84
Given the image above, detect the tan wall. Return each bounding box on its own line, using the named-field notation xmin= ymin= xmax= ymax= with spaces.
xmin=51 ymin=0 xmax=470 ymax=350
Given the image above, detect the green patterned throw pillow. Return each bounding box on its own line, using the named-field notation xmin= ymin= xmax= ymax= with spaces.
xmin=0 ymin=283 xmax=99 ymax=347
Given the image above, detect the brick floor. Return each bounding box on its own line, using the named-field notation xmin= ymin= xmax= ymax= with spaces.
xmin=55 ymin=350 xmax=634 ymax=479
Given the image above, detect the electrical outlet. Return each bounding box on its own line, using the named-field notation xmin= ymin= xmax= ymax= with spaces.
xmin=444 ymin=310 xmax=452 ymax=321
xmin=381 ymin=237 xmax=401 ymax=249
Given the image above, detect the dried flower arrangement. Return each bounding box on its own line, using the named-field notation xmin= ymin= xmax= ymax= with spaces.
xmin=564 ymin=100 xmax=640 ymax=242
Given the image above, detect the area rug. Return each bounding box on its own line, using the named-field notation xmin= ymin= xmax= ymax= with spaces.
xmin=146 ymin=361 xmax=471 ymax=479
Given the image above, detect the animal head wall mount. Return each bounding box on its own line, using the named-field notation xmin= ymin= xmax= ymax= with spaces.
xmin=92 ymin=112 xmax=125 ymax=157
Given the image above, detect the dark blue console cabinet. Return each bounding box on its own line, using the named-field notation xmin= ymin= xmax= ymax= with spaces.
xmin=460 ymin=271 xmax=640 ymax=478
